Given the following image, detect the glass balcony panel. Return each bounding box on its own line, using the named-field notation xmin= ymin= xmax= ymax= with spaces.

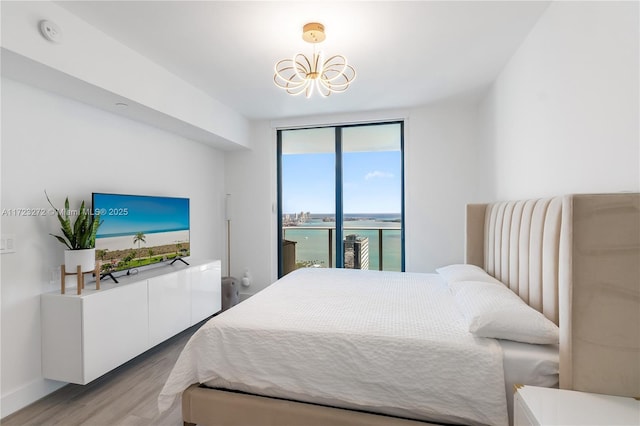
xmin=283 ymin=225 xmax=400 ymax=272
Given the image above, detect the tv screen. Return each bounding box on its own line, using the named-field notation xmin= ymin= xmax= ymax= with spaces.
xmin=92 ymin=193 xmax=190 ymax=275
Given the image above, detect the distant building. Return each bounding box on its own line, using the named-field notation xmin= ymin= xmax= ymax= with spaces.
xmin=282 ymin=211 xmax=310 ymax=226
xmin=344 ymin=234 xmax=369 ymax=270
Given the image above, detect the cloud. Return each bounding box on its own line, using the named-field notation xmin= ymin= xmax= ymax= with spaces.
xmin=365 ymin=171 xmax=394 ymax=180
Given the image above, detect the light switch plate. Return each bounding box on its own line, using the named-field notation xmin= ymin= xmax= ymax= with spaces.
xmin=1 ymin=234 xmax=16 ymax=254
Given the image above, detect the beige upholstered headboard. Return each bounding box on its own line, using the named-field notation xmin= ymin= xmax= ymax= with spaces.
xmin=465 ymin=193 xmax=640 ymax=399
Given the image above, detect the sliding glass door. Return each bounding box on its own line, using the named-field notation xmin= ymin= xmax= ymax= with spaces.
xmin=341 ymin=124 xmax=403 ymax=271
xmin=279 ymin=127 xmax=336 ymax=272
xmin=278 ymin=122 xmax=404 ymax=277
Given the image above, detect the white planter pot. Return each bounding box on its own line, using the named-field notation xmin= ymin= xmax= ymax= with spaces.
xmin=64 ymin=248 xmax=96 ymax=273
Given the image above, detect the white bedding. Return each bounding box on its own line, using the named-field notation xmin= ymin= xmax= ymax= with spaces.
xmin=499 ymin=340 xmax=559 ymax=423
xmin=159 ymin=268 xmax=509 ymax=426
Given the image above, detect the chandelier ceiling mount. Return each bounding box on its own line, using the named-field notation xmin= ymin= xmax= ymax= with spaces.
xmin=302 ymin=22 xmax=326 ymax=43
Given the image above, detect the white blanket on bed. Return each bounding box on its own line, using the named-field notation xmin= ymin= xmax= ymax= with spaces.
xmin=159 ymin=268 xmax=508 ymax=426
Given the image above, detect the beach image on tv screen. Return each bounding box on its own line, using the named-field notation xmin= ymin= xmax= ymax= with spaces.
xmin=93 ymin=193 xmax=190 ymax=273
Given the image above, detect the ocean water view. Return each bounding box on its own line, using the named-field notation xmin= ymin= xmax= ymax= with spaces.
xmin=283 ymin=214 xmax=402 ymax=271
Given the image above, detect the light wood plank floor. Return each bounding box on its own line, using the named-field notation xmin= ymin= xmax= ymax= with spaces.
xmin=2 ymin=322 xmax=202 ymax=426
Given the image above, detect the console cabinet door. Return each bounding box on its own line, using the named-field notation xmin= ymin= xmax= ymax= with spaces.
xmin=41 ymin=295 xmax=84 ymax=383
xmin=191 ymin=260 xmax=222 ymax=324
xmin=148 ymin=269 xmax=191 ymax=347
xmin=83 ymin=281 xmax=149 ymax=384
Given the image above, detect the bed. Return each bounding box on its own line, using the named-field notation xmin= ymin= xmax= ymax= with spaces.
xmin=159 ymin=193 xmax=639 ymax=426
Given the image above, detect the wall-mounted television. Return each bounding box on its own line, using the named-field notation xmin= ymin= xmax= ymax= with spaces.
xmin=92 ymin=193 xmax=190 ymax=278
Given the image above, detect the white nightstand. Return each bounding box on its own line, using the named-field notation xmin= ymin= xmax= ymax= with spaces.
xmin=514 ymin=385 xmax=640 ymax=426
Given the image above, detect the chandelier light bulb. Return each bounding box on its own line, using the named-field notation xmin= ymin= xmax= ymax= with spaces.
xmin=274 ymin=22 xmax=356 ymax=98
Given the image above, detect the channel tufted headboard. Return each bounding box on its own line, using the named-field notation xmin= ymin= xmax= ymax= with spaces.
xmin=465 ymin=193 xmax=640 ymax=399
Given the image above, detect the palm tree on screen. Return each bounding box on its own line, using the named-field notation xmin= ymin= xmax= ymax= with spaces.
xmin=133 ymin=232 xmax=146 ymax=260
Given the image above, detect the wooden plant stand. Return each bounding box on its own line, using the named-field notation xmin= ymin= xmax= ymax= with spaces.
xmin=61 ymin=263 xmax=100 ymax=295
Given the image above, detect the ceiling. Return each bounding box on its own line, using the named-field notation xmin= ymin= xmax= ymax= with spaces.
xmin=55 ymin=1 xmax=550 ymax=121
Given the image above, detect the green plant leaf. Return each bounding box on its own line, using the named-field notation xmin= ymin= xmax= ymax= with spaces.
xmin=50 ymin=233 xmax=72 ymax=250
xmin=89 ymin=216 xmax=102 ymax=248
xmin=72 ymin=200 xmax=86 ymax=249
xmin=45 ymin=191 xmax=102 ymax=250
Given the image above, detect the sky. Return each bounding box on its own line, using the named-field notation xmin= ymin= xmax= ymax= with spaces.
xmin=282 ymin=150 xmax=401 ymax=214
xmin=93 ymin=193 xmax=190 ymax=237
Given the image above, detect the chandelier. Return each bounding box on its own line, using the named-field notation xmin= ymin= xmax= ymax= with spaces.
xmin=274 ymin=22 xmax=356 ymax=98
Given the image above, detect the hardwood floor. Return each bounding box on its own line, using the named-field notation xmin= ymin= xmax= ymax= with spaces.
xmin=2 ymin=321 xmax=202 ymax=426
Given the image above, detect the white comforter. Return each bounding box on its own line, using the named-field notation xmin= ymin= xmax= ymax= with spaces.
xmin=159 ymin=268 xmax=508 ymax=426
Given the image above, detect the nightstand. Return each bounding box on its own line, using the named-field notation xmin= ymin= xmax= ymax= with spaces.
xmin=514 ymin=385 xmax=640 ymax=425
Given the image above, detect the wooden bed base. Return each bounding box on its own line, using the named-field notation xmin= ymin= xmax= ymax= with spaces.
xmin=181 ymin=193 xmax=639 ymax=425
xmin=182 ymin=384 xmax=436 ymax=426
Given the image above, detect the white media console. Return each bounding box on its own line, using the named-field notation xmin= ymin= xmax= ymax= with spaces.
xmin=41 ymin=259 xmax=221 ymax=385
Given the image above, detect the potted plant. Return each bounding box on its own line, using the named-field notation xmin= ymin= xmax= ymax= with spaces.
xmin=45 ymin=191 xmax=102 ymax=272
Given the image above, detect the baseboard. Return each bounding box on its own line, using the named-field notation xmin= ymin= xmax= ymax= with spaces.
xmin=1 ymin=378 xmax=66 ymax=419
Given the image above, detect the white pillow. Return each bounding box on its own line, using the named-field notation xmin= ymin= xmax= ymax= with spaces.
xmin=451 ymin=280 xmax=559 ymax=344
xmin=436 ymin=264 xmax=503 ymax=286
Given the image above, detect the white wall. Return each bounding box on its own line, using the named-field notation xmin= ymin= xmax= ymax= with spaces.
xmin=224 ymin=120 xmax=277 ymax=296
xmin=478 ymin=1 xmax=639 ymax=199
xmin=0 ymin=78 xmax=226 ymax=417
xmin=405 ymin=100 xmax=491 ymax=271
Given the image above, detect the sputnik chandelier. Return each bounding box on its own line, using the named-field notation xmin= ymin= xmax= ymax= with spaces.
xmin=274 ymin=22 xmax=356 ymax=98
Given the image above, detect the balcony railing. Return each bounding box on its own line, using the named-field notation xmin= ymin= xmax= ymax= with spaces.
xmin=282 ymin=225 xmax=402 ymax=272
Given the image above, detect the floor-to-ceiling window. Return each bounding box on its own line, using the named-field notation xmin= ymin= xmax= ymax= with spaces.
xmin=278 ymin=122 xmax=404 ymax=277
